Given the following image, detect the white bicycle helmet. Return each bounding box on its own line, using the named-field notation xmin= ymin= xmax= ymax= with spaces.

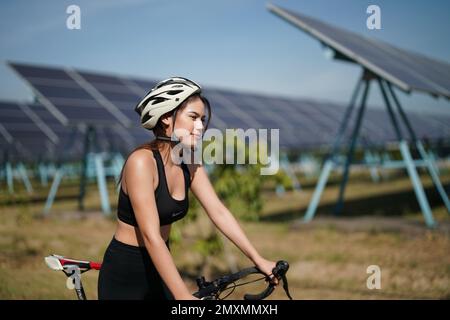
xmin=135 ymin=76 xmax=202 ymax=130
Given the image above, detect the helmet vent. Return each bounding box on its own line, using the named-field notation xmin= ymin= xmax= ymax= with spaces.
xmin=142 ymin=113 xmax=152 ymax=123
xmin=167 ymin=90 xmax=182 ymax=96
xmin=150 ymin=97 xmax=168 ymax=105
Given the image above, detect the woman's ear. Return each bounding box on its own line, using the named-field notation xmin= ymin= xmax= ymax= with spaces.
xmin=161 ymin=113 xmax=172 ymax=126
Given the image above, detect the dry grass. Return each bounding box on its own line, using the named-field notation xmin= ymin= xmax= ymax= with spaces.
xmin=0 ymin=170 xmax=449 ymax=300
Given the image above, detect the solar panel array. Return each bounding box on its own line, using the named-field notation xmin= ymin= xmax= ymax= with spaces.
xmin=0 ymin=101 xmax=151 ymax=162
xmin=0 ymin=101 xmax=60 ymax=161
xmin=268 ymin=4 xmax=450 ymax=99
xmin=2 ymin=62 xmax=450 ymax=163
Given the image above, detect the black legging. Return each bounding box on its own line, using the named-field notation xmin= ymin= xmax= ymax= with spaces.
xmin=98 ymin=237 xmax=173 ymax=300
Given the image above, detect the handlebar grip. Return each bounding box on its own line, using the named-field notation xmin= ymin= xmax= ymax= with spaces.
xmin=244 ymin=260 xmax=290 ymax=300
xmin=243 ymin=261 xmax=287 ymax=300
xmin=244 ymin=284 xmax=275 ymax=300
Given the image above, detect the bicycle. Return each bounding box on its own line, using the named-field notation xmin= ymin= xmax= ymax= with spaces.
xmin=44 ymin=254 xmax=293 ymax=300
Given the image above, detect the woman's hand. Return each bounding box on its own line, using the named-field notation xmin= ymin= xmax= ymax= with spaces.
xmin=254 ymin=257 xmax=279 ymax=286
xmin=176 ymin=293 xmax=200 ymax=300
xmin=174 ymin=287 xmax=200 ymax=300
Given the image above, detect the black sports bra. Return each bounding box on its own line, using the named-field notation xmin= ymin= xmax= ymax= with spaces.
xmin=117 ymin=150 xmax=190 ymax=227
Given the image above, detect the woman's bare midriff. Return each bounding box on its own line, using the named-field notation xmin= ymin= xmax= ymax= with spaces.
xmin=114 ymin=219 xmax=171 ymax=247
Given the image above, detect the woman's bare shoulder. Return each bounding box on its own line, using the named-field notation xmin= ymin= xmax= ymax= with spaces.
xmin=124 ymin=149 xmax=157 ymax=178
xmin=128 ymin=148 xmax=154 ymax=162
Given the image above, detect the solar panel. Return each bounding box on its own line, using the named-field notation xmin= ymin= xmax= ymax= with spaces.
xmin=205 ymin=94 xmax=252 ymax=129
xmin=0 ymin=122 xmax=15 ymax=162
xmin=7 ymin=62 xmax=344 ymax=149
xmin=10 ymin=63 xmax=72 ymax=80
xmin=0 ymin=101 xmax=134 ymax=161
xmin=0 ymin=101 xmax=59 ymax=161
xmin=29 ymin=99 xmax=152 ymax=156
xmin=9 ymin=63 xmax=132 ymax=127
xmin=231 ymin=93 xmax=328 ymax=148
xmin=208 ymin=90 xmax=264 ymax=129
xmin=76 ymin=70 xmax=142 ymax=113
xmin=426 ymin=115 xmax=450 ymax=138
xmin=268 ymin=4 xmax=450 ymax=99
xmin=7 ymin=62 xmax=450 ymax=152
xmin=363 ymin=109 xmax=397 ymax=142
xmin=269 ymin=97 xmax=334 ymax=146
xmin=120 ymin=125 xmax=153 ymax=147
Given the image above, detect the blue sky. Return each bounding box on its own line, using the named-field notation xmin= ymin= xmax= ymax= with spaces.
xmin=1 ymin=0 xmax=449 ymax=115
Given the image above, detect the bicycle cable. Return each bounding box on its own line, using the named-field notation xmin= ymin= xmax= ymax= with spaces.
xmin=218 ymin=275 xmax=268 ymax=299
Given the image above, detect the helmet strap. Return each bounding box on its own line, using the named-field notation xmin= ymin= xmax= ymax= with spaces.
xmin=156 ymin=135 xmax=180 ymax=143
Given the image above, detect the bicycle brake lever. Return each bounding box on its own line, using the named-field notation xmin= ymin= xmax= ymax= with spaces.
xmin=280 ymin=273 xmax=293 ymax=300
xmin=273 ymin=260 xmax=293 ymax=300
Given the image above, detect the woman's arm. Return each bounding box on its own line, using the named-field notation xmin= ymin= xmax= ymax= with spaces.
xmin=189 ymin=165 xmax=268 ymax=266
xmin=125 ymin=150 xmax=195 ymax=299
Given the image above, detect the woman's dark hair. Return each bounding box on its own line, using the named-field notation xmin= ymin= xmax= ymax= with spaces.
xmin=118 ymin=93 xmax=211 ymax=185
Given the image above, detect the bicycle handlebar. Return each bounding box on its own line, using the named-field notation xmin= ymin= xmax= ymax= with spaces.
xmin=45 ymin=254 xmax=292 ymax=300
xmin=193 ymin=260 xmax=292 ymax=300
xmin=45 ymin=254 xmax=102 ymax=272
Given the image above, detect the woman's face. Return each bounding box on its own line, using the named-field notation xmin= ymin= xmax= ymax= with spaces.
xmin=164 ymin=96 xmax=206 ymax=149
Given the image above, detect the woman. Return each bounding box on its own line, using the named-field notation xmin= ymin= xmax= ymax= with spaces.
xmin=98 ymin=77 xmax=278 ymax=300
